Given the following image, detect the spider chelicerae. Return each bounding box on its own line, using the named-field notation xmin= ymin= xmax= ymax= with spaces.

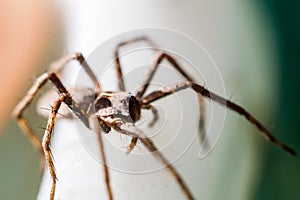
xmin=12 ymin=37 xmax=296 ymax=200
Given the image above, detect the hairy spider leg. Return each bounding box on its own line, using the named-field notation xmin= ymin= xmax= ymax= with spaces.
xmin=88 ymin=115 xmax=113 ymax=200
xmin=42 ymin=94 xmax=113 ymax=200
xmin=12 ymin=54 xmax=101 ymax=154
xmin=13 ymin=73 xmax=49 ymax=154
xmin=12 ymin=55 xmax=113 ymax=199
xmin=135 ymin=51 xmax=208 ymax=149
xmin=104 ymin=120 xmax=195 ymax=200
xmin=113 ymin=37 xmax=158 ymax=152
xmin=114 ymin=36 xmax=157 ymax=91
xmin=49 ymin=53 xmax=102 ymax=93
xmin=47 ymin=73 xmax=114 ymax=200
xmin=125 ymin=104 xmax=158 ymax=154
xmin=142 ymin=81 xmax=296 ymax=156
xmin=42 ymin=94 xmax=66 ymax=200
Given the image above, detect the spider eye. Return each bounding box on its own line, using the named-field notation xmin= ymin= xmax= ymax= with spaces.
xmin=95 ymin=97 xmax=112 ymax=110
xmin=129 ymin=96 xmax=141 ymax=122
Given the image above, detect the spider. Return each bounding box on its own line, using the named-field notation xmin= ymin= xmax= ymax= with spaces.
xmin=12 ymin=37 xmax=296 ymax=200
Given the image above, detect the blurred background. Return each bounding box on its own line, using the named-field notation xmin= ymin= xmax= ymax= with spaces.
xmin=0 ymin=0 xmax=299 ymax=200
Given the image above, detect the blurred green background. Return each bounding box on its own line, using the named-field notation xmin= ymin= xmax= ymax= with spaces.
xmin=0 ymin=0 xmax=299 ymax=200
xmin=255 ymin=0 xmax=300 ymax=199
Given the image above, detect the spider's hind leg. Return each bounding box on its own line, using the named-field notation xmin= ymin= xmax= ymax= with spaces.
xmin=135 ymin=51 xmax=208 ymax=150
xmin=113 ymin=37 xmax=157 ymax=91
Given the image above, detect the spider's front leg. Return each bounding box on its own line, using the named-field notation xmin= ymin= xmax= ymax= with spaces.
xmin=38 ymin=73 xmax=113 ymax=200
xmin=42 ymin=94 xmax=67 ymax=200
xmin=12 ymin=54 xmax=113 ymax=199
xmin=126 ymin=104 xmax=159 ymax=154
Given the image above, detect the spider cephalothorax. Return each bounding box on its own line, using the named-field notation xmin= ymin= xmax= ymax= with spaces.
xmin=95 ymin=91 xmax=141 ymax=134
xmin=12 ymin=37 xmax=295 ymax=200
xmin=96 ymin=92 xmax=141 ymax=122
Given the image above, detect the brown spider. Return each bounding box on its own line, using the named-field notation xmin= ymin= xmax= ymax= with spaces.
xmin=12 ymin=37 xmax=296 ymax=200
